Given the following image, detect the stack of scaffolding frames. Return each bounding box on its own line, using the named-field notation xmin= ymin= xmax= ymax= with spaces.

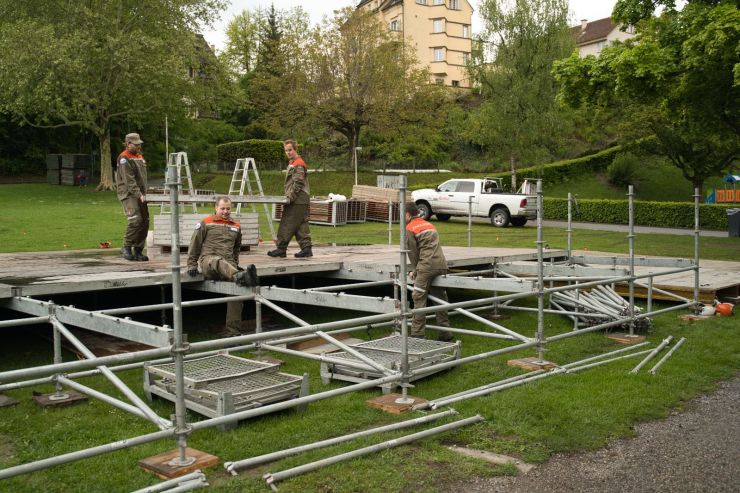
xmin=320 ymin=335 xmax=460 ymax=389
xmin=144 ymin=352 xmax=308 ymax=422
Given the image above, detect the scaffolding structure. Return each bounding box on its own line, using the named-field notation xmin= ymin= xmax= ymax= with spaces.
xmin=0 ymin=174 xmax=705 ymax=489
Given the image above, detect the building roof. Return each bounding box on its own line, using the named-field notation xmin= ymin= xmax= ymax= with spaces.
xmin=571 ymin=17 xmax=617 ymax=45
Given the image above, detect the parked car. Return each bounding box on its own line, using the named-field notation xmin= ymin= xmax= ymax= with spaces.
xmin=411 ymin=178 xmax=536 ymax=227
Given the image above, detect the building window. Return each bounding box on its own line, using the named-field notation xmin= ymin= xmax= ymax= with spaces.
xmin=435 ymin=78 xmax=444 ymax=85
xmin=434 ymin=47 xmax=444 ymax=61
xmin=451 ymin=80 xmax=460 ymax=87
xmin=626 ymin=25 xmax=635 ymax=34
xmin=416 ymin=0 xmax=428 ymax=5
xmin=449 ymin=0 xmax=460 ymax=9
xmin=462 ymin=52 xmax=470 ymax=65
xmin=433 ymin=0 xmax=444 ymax=5
xmin=597 ymin=40 xmax=608 ymax=50
xmin=463 ymin=24 xmax=470 ymax=38
xmin=389 ymin=19 xmax=400 ymax=31
xmin=433 ymin=18 xmax=444 ymax=33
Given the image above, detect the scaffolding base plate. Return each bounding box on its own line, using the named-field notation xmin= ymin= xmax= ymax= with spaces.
xmin=507 ymin=357 xmax=557 ymax=371
xmin=607 ymin=334 xmax=647 ymax=344
xmin=367 ymin=393 xmax=427 ymax=414
xmin=0 ymin=394 xmax=19 ymax=408
xmin=138 ymin=447 xmax=219 ymax=480
xmin=32 ymin=390 xmax=87 ymax=408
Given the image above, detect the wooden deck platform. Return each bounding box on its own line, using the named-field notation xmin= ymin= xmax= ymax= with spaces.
xmin=0 ymin=245 xmax=736 ymax=302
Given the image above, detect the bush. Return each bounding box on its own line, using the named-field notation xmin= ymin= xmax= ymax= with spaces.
xmin=607 ymin=152 xmax=640 ymax=188
xmin=216 ymin=139 xmax=288 ymax=170
xmin=544 ymin=197 xmax=731 ymax=230
xmin=489 ymin=145 xmax=621 ymax=185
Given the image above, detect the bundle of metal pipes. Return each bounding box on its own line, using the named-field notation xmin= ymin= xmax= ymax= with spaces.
xmin=550 ymin=284 xmax=652 ymax=331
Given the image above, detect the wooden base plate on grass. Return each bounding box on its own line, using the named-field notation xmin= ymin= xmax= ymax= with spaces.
xmin=367 ymin=393 xmax=428 ymax=414
xmin=607 ymin=333 xmax=647 ymax=344
xmin=32 ymin=390 xmax=87 ymax=408
xmin=0 ymin=394 xmax=19 ymax=408
xmin=507 ymin=357 xmax=557 ymax=371
xmin=138 ymin=447 xmax=219 ymax=480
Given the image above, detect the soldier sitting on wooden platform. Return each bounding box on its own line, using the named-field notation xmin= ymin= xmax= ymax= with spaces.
xmin=187 ymin=196 xmax=257 ymax=336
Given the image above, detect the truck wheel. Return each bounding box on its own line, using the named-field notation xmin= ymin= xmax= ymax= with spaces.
xmin=490 ymin=207 xmax=510 ymax=227
xmin=436 ymin=214 xmax=451 ymax=221
xmin=417 ymin=202 xmax=432 ymax=221
xmin=510 ymin=217 xmax=527 ymax=227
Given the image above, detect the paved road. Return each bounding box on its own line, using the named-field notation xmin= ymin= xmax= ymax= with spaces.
xmin=454 ymin=374 xmax=740 ymax=493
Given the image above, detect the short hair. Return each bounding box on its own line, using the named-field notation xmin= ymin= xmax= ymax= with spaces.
xmin=283 ymin=139 xmax=297 ymax=151
xmin=405 ymin=202 xmax=419 ymax=217
xmin=215 ymin=196 xmax=232 ymax=207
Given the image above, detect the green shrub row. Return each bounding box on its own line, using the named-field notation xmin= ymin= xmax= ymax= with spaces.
xmin=216 ymin=139 xmax=286 ymax=169
xmin=544 ymin=197 xmax=732 ymax=230
xmin=490 ymin=146 xmax=621 ymax=185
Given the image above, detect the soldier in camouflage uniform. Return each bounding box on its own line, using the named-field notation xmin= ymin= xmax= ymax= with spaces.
xmin=115 ymin=133 xmax=149 ymax=261
xmin=268 ymin=139 xmax=313 ymax=258
xmin=187 ymin=196 xmax=256 ymax=336
xmin=405 ymin=203 xmax=453 ymax=342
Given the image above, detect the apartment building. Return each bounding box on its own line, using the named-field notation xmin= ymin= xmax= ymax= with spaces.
xmin=571 ymin=17 xmax=635 ymax=57
xmin=357 ymin=0 xmax=473 ymax=88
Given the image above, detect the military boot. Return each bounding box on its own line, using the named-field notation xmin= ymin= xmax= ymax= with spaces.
xmin=133 ymin=247 xmax=149 ymax=261
xmin=267 ymin=248 xmax=287 ymax=258
xmin=294 ymin=246 xmax=313 ymax=258
xmin=121 ymin=246 xmax=135 ymax=261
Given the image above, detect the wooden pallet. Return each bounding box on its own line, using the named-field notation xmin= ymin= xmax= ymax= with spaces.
xmin=351 ymin=185 xmax=401 ymax=202
xmin=153 ymin=213 xmax=260 ymax=250
xmin=274 ymin=199 xmax=348 ymax=226
xmin=366 ymin=201 xmax=400 ymax=223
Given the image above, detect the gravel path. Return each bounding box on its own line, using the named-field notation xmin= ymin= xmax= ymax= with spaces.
xmin=456 ymin=374 xmax=740 ymax=493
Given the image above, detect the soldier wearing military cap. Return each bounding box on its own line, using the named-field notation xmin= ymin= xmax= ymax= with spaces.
xmin=115 ymin=133 xmax=149 ymax=261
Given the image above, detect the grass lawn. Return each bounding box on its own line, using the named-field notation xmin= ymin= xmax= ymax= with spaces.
xmin=0 ymin=182 xmax=738 ymax=492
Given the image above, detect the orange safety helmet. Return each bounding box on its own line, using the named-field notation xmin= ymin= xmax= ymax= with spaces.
xmin=715 ymin=303 xmax=734 ymax=316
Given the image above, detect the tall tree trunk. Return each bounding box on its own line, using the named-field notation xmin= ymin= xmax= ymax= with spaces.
xmin=96 ymin=128 xmax=113 ymax=191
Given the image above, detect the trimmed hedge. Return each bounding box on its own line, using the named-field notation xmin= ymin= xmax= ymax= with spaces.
xmin=544 ymin=197 xmax=732 ymax=231
xmin=490 ymin=146 xmax=621 ymax=185
xmin=216 ymin=139 xmax=286 ymax=169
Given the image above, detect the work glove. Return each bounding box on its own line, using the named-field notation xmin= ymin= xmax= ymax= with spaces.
xmin=187 ymin=267 xmax=198 ymax=277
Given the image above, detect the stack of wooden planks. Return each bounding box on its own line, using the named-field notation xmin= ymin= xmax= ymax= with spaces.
xmin=351 ymin=185 xmax=400 ymax=222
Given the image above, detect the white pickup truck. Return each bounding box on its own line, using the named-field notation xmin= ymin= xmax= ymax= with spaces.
xmin=411 ymin=178 xmax=537 ymax=227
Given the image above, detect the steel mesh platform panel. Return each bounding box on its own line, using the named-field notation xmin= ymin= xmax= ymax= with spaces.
xmin=147 ymin=354 xmax=278 ymax=388
xmin=351 ymin=335 xmax=456 ymax=356
xmin=154 ymin=371 xmax=303 ymax=408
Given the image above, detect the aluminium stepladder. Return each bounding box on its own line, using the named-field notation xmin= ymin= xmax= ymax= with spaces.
xmin=160 ymin=152 xmax=198 ymax=214
xmin=228 ymin=157 xmax=277 ymax=243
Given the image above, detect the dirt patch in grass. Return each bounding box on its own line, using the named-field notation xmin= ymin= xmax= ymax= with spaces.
xmin=0 ymin=434 xmax=17 ymax=464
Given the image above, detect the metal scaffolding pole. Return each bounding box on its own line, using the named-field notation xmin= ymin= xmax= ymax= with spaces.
xmin=263 ymin=415 xmax=485 ymax=490
xmin=693 ymin=187 xmax=701 ymax=312
xmin=166 ymin=162 xmax=194 ymax=467
xmin=536 ymin=180 xmax=546 ymax=362
xmin=397 ymin=177 xmax=413 ymax=404
xmin=51 ymin=318 xmax=169 ymax=429
xmin=225 ymin=409 xmax=457 ymax=474
xmin=627 ymin=185 xmax=636 ymax=338
xmin=649 ymin=337 xmax=686 ymax=374
xmin=567 ymin=192 xmax=573 ymax=259
xmin=630 ymin=336 xmax=673 ymax=374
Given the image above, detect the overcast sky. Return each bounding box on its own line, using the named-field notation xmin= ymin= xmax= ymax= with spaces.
xmin=202 ymin=0 xmax=618 ymax=50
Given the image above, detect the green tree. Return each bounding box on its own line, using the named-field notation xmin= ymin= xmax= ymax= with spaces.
xmin=471 ymin=0 xmax=575 ymax=181
xmin=554 ymin=0 xmax=739 ymax=193
xmin=0 ymin=0 xmax=226 ymax=190
xmin=301 ymin=8 xmax=434 ymax=168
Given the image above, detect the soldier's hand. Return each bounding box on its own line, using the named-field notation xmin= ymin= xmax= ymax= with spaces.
xmin=187 ymin=267 xmax=198 ymax=277
xmin=140 ymin=195 xmax=147 ymax=203
xmin=409 ymin=271 xmax=416 ymax=280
